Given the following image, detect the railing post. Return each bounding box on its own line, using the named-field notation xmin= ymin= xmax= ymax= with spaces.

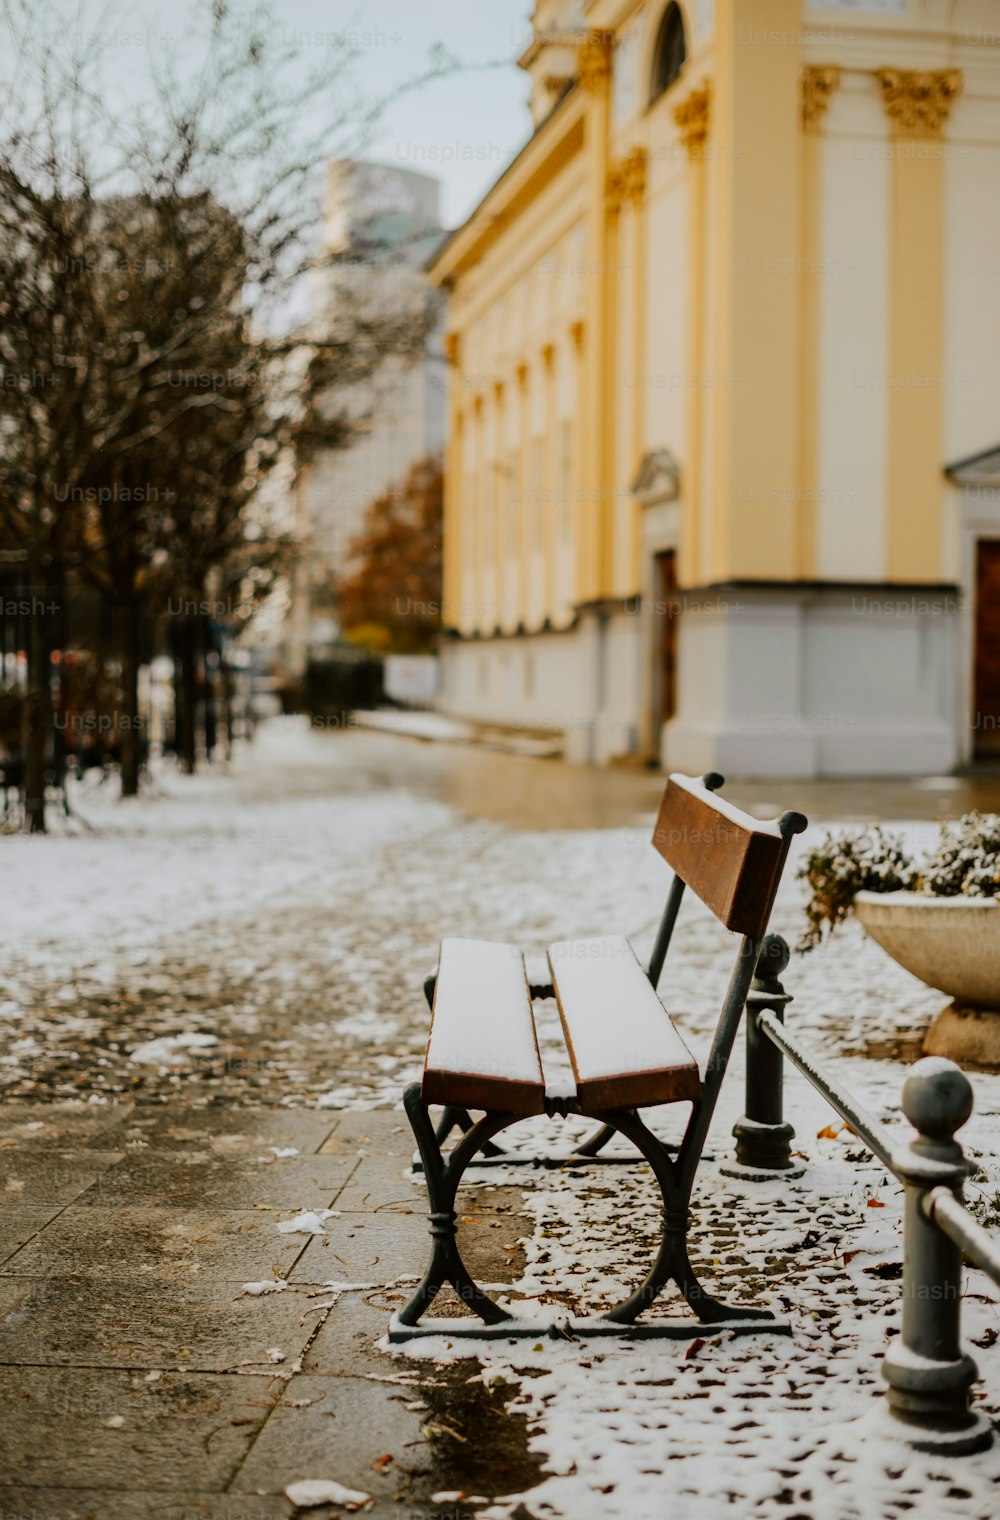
xmin=880 ymin=1057 xmax=992 ymax=1453
xmin=723 ymin=933 xmax=803 ymax=1180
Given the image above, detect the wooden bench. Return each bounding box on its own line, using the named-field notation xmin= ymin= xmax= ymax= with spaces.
xmin=393 ymin=771 xmax=806 ymax=1341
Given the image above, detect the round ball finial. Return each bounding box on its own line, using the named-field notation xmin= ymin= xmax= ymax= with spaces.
xmin=758 ymin=933 xmax=790 ymax=978
xmin=902 ymin=1057 xmax=973 ymax=1140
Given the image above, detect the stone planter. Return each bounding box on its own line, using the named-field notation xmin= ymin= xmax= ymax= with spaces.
xmin=854 ymin=891 xmax=1000 ymax=1065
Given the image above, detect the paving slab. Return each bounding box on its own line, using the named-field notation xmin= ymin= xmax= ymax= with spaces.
xmin=0 ymin=1101 xmax=135 ymax=1149
xmin=331 ymin=1156 xmax=429 ymax=1214
xmin=319 ymin=1110 xmax=413 ymax=1156
xmin=0 ymin=1366 xmax=282 ymax=1490
xmin=0 ymin=1148 xmax=124 ymax=1206
xmin=298 ymin=1293 xmax=402 ymax=1377
xmin=0 ymin=1495 xmax=292 ymax=1520
xmin=290 ymin=1210 xmax=431 ymax=1287
xmin=230 ymin=1372 xmax=429 ymax=1498
xmin=0 ymin=1205 xmax=66 ymax=1266
xmin=0 ymin=1205 xmax=309 ymax=1282
xmin=232 ymin=1366 xmax=544 ymax=1510
xmin=0 ymin=1274 xmax=323 ymax=1370
xmin=73 ymin=1152 xmax=359 ymax=1211
xmin=291 ymin=1206 xmax=528 ymax=1295
xmin=92 ymin=1105 xmax=339 ymax=1155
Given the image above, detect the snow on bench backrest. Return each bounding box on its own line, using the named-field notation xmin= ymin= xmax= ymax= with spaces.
xmin=423 ymin=938 xmax=546 ymax=1116
xmin=652 ymin=773 xmax=787 ymax=938
xmin=548 ymin=935 xmax=701 ymax=1110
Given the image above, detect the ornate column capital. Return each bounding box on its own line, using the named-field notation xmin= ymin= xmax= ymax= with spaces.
xmin=569 ymin=318 xmax=585 ymax=350
xmin=802 ymin=67 xmax=842 ymax=133
xmin=606 ymin=146 xmax=647 ymax=210
xmin=876 ymin=68 xmax=962 ymax=136
xmin=674 ymin=81 xmax=711 ymax=159
xmin=578 ymin=31 xmax=612 ymax=94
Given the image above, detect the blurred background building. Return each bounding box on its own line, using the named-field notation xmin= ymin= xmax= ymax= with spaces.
xmin=284 ymin=161 xmax=446 ymax=673
xmin=430 ymin=0 xmax=1000 ymax=776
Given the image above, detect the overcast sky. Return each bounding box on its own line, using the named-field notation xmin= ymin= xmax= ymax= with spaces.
xmin=322 ymin=0 xmax=535 ymax=227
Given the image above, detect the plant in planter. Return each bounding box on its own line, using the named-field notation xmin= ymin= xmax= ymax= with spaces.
xmin=799 ymin=813 xmax=1000 ymax=1049
xmin=800 ymin=812 xmax=1000 ymax=950
xmin=799 ymin=826 xmax=918 ymax=950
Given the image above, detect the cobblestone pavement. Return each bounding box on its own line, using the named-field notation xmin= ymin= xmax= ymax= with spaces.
xmin=1 ymin=724 xmax=1000 ymax=1518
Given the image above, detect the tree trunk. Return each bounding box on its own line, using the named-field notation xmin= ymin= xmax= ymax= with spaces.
xmin=203 ymin=617 xmax=218 ymax=761
xmin=174 ymin=616 xmax=198 ymax=775
xmin=120 ymin=599 xmax=141 ymax=798
xmin=221 ymin=651 xmax=234 ymax=761
xmin=21 ymin=575 xmax=50 ymax=833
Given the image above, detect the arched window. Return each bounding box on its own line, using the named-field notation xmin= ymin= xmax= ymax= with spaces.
xmin=649 ymin=3 xmax=686 ymax=105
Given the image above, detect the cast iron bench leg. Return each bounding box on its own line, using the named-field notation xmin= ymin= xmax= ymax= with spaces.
xmin=599 ymin=1106 xmax=777 ymax=1326
xmin=399 ymin=1083 xmax=515 ymax=1329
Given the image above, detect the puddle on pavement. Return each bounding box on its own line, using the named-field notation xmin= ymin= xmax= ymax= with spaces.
xmin=409 ymin=1358 xmax=545 ymax=1507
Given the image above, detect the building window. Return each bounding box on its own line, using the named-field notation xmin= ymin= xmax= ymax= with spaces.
xmin=648 ymin=3 xmax=686 ymax=106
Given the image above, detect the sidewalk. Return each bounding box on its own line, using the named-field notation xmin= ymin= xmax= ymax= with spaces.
xmin=0 ymin=1102 xmax=538 ymax=1517
xmin=2 ymin=721 xmax=1000 ymax=1518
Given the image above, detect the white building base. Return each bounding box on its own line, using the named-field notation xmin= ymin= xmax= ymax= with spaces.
xmin=438 ymin=606 xmax=643 ymax=766
xmin=662 ymin=586 xmax=960 ymax=778
xmin=439 ymin=585 xmax=961 ymax=778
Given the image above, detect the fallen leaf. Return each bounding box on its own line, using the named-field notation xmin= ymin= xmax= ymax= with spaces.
xmin=685 ymin=1338 xmax=705 ymax=1360
xmin=863 ymin=1262 xmax=902 ymax=1280
xmin=972 ymin=1327 xmax=999 ymax=1349
xmin=866 ymin=1199 xmax=886 ymax=1209
xmin=371 ymin=1453 xmax=393 ymax=1473
xmin=817 ymin=1124 xmax=844 ymax=1141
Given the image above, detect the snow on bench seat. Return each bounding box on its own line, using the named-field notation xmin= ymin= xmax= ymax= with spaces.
xmin=548 ymin=934 xmax=700 ymax=1110
xmin=423 ymin=938 xmax=546 ymax=1115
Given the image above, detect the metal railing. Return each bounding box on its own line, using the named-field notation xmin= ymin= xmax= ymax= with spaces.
xmin=729 ymin=933 xmax=998 ymax=1455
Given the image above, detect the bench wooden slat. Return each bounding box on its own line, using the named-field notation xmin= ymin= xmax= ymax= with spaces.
xmin=548 ymin=935 xmax=700 ymax=1110
xmin=652 ymin=774 xmax=786 ymax=937
xmin=423 ymin=938 xmax=546 ymax=1115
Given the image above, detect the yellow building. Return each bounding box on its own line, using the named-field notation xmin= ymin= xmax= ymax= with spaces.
xmin=429 ymin=0 xmax=1000 ymax=775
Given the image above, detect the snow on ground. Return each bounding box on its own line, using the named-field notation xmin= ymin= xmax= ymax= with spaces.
xmin=4 ymin=718 xmax=1000 ymax=1516
xmin=393 ymin=1066 xmax=1000 ymax=1520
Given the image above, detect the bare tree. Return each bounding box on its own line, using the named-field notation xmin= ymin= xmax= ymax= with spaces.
xmin=0 ymin=0 xmax=450 ymax=824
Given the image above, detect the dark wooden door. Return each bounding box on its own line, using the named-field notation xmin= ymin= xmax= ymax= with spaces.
xmin=655 ymin=550 xmax=678 ymax=730
xmin=974 ymin=540 xmax=1000 ymax=756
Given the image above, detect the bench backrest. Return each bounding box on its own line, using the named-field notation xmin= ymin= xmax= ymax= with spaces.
xmin=644 ymin=771 xmax=807 ymax=1168
xmin=652 ymin=772 xmax=803 ymax=938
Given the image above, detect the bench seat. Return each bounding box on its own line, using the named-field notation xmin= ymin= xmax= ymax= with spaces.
xmin=423 ymin=934 xmax=699 ymax=1117
xmin=549 ymin=935 xmax=700 ymax=1110
xmin=423 ymin=938 xmax=546 ymax=1114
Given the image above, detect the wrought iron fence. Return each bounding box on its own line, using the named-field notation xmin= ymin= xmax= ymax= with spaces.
xmin=731 ymin=933 xmax=999 ymax=1455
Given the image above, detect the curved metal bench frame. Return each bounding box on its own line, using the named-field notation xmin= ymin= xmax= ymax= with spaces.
xmin=393 ymin=775 xmax=806 ymax=1341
